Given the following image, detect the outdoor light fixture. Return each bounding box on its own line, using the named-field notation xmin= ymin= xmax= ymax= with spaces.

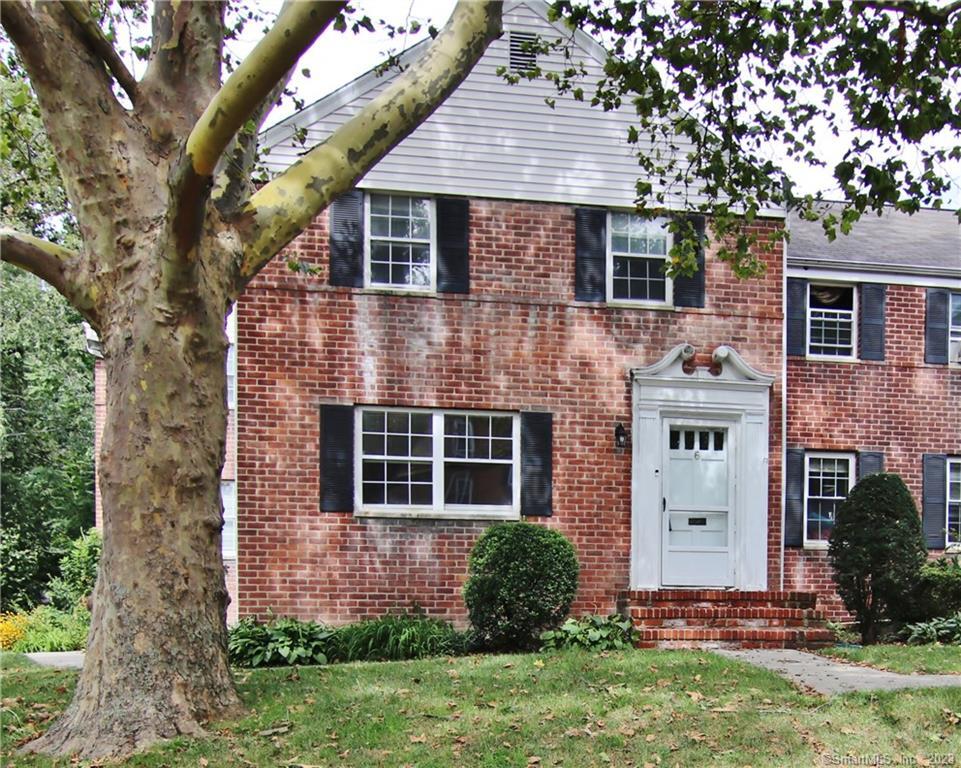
xmin=614 ymin=422 xmax=628 ymax=449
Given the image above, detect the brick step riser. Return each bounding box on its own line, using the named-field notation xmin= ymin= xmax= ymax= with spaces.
xmin=629 ymin=608 xmax=826 ymax=621
xmin=635 ymin=627 xmax=834 ymax=640
xmin=637 ymin=639 xmax=835 ymax=650
xmin=634 ymin=618 xmax=823 ymax=629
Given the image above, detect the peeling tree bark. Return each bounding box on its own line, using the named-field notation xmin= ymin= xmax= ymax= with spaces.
xmin=1 ymin=0 xmax=501 ymax=759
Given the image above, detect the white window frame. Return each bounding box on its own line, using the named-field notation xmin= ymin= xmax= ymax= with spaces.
xmin=949 ymin=292 xmax=961 ymax=366
xmin=806 ymin=282 xmax=858 ymax=361
xmin=605 ymin=212 xmax=673 ymax=309
xmin=354 ymin=406 xmax=521 ymax=520
xmin=221 ymin=479 xmax=237 ymax=559
xmin=364 ymin=193 xmax=437 ymax=293
xmin=803 ymin=451 xmax=856 ymax=549
xmin=947 ymin=457 xmax=961 ymax=548
xmin=225 ymin=305 xmax=237 ymax=410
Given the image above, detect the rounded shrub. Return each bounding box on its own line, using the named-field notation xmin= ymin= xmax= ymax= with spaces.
xmin=463 ymin=522 xmax=578 ymax=651
xmin=828 ymin=472 xmax=926 ymax=644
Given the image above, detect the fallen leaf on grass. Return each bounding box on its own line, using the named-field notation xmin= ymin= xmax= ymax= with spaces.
xmin=645 ymin=733 xmax=656 ymax=743
xmin=409 ymin=734 xmax=427 ymax=744
xmin=528 ymin=757 xmax=541 ymax=765
xmin=258 ymin=724 xmax=290 ymax=737
xmin=533 ymin=659 xmax=545 ymax=669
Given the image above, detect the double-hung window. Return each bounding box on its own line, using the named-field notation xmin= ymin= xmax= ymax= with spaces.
xmin=366 ymin=194 xmax=435 ymax=290
xmin=608 ymin=213 xmax=672 ymax=306
xmin=804 ymin=452 xmax=855 ymax=545
xmin=948 ymin=458 xmax=961 ymax=547
xmin=357 ymin=408 xmax=520 ymax=518
xmin=950 ymin=293 xmax=961 ymax=364
xmin=221 ymin=480 xmax=237 ymax=558
xmin=807 ymin=284 xmax=857 ymax=358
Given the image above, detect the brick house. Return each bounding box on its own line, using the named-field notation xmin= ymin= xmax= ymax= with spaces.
xmin=92 ymin=1 xmax=960 ymax=646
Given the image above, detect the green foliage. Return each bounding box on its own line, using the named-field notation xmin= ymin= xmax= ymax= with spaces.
xmin=828 ymin=473 xmax=927 ymax=644
xmin=0 ymin=265 xmax=94 ymax=611
xmin=228 ymin=613 xmax=469 ymax=668
xmin=463 ymin=522 xmax=579 ymax=651
xmin=10 ymin=603 xmax=91 ymax=653
xmin=903 ymin=612 xmax=961 ymax=646
xmin=545 ymin=3 xmax=961 ymax=275
xmin=332 ymin=614 xmax=470 ymax=662
xmin=228 ymin=617 xmax=336 ymax=668
xmin=904 ymin=556 xmax=961 ymax=623
xmin=47 ymin=530 xmax=101 ymax=611
xmin=540 ymin=614 xmax=637 ymax=652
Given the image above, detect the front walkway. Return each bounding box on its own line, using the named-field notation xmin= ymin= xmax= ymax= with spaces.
xmin=25 ymin=651 xmax=84 ymax=669
xmin=716 ymin=648 xmax=961 ymax=695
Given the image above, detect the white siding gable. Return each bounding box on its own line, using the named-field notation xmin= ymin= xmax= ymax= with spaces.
xmin=260 ymin=1 xmax=758 ymax=213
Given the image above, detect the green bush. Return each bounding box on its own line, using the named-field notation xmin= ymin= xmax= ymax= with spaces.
xmin=903 ymin=612 xmax=961 ymax=645
xmin=227 ymin=613 xmax=469 ymax=668
xmin=828 ymin=473 xmax=926 ymax=644
xmin=463 ymin=522 xmax=579 ymax=651
xmin=228 ymin=616 xmax=335 ymax=667
xmin=540 ymin=614 xmax=637 ymax=652
xmin=895 ymin=557 xmax=961 ymax=623
xmin=332 ymin=614 xmax=469 ymax=662
xmin=11 ymin=603 xmax=90 ymax=652
xmin=47 ymin=529 xmax=101 ymax=611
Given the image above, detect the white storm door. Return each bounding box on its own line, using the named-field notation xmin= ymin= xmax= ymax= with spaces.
xmin=661 ymin=423 xmax=734 ymax=587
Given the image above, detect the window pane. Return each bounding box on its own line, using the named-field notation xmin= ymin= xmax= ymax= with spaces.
xmin=491 ymin=438 xmax=513 ymax=460
xmin=684 ymin=431 xmax=695 ymax=450
xmin=371 ymin=263 xmax=390 ymax=284
xmin=362 ymin=410 xmax=385 ymax=432
xmin=411 ymin=413 xmax=431 ymax=434
xmin=411 ymin=435 xmax=432 ymax=457
xmin=713 ymin=431 xmax=724 ymax=451
xmin=699 ymin=431 xmax=710 ymax=450
xmin=387 ymin=483 xmax=409 ymax=504
xmin=362 ymin=433 xmax=385 ymax=455
xmin=444 ymin=463 xmax=512 ymax=506
xmin=370 ymin=195 xmax=390 ymax=214
xmin=362 ymin=462 xmax=384 ymax=481
xmin=387 ymin=411 xmax=408 ymax=433
xmin=950 ymin=293 xmax=961 ymax=329
xmin=370 ymin=215 xmax=390 ymax=236
xmin=363 ymin=483 xmax=385 ymax=504
xmin=491 ymin=417 xmax=512 ymax=438
xmin=670 ymin=430 xmax=680 ymax=450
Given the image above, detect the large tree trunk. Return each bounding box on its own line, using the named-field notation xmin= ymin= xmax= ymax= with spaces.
xmin=23 ymin=250 xmax=241 ymax=759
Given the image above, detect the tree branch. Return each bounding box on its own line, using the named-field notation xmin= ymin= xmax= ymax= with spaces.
xmin=62 ymin=0 xmax=139 ymax=105
xmin=172 ymin=1 xmax=344 ymax=258
xmin=212 ymin=67 xmax=295 ymax=215
xmin=1 ymin=229 xmax=99 ymax=326
xmin=185 ymin=2 xmax=345 ymax=178
xmin=234 ymin=0 xmax=503 ymax=291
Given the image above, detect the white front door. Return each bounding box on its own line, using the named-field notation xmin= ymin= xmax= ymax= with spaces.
xmin=661 ymin=422 xmax=734 ymax=587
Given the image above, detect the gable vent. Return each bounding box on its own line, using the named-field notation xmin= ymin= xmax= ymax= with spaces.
xmin=509 ymin=31 xmax=538 ymax=72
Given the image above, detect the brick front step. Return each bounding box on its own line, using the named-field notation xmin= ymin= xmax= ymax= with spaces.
xmin=620 ymin=589 xmax=831 ymax=649
xmin=622 ymin=589 xmax=817 ymax=610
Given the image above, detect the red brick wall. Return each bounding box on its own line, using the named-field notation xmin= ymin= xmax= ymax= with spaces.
xmin=235 ymin=199 xmax=785 ymax=625
xmin=784 ymin=283 xmax=961 ymax=619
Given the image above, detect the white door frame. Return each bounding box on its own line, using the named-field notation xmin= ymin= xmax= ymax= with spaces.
xmin=630 ymin=344 xmax=774 ymax=590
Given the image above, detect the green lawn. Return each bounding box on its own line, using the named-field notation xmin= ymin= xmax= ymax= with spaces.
xmin=2 ymin=650 xmax=960 ymax=767
xmin=821 ymin=644 xmax=961 ymax=675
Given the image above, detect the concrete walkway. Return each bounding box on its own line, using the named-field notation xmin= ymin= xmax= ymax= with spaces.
xmin=715 ymin=648 xmax=961 ymax=695
xmin=24 ymin=651 xmax=84 ymax=669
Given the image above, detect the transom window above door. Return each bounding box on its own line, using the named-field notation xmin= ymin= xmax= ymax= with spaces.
xmin=366 ymin=194 xmax=435 ymax=290
xmin=609 ymin=213 xmax=672 ymax=306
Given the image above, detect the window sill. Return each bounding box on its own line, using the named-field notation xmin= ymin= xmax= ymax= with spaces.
xmin=355 ymin=507 xmax=520 ymax=522
xmin=802 ymin=541 xmax=830 ymax=551
xmin=605 ymin=300 xmax=675 ymax=312
xmin=804 ymin=355 xmax=858 ymax=364
xmin=945 ymin=543 xmax=961 ymax=554
xmin=359 ymin=286 xmax=436 ymax=297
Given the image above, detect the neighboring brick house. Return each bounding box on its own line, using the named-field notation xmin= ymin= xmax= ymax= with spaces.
xmin=782 ymin=206 xmax=961 ymax=619
xmin=91 ymin=1 xmax=961 ymax=645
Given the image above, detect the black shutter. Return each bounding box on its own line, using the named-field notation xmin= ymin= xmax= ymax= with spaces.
xmin=673 ymin=215 xmax=706 ymax=308
xmin=925 ymin=288 xmax=949 ymax=364
xmin=857 ymin=451 xmax=884 ymax=480
xmin=784 ymin=448 xmax=805 ymax=546
xmin=521 ymin=412 xmax=552 ymax=516
xmin=437 ymin=197 xmax=470 ymax=294
xmin=859 ymin=283 xmax=886 ymax=361
xmin=329 ymin=190 xmax=364 ymax=287
xmin=922 ymin=453 xmax=948 ymax=549
xmin=320 ymin=404 xmax=354 ymax=512
xmin=786 ymin=278 xmax=808 ymax=357
xmin=574 ymin=208 xmax=606 ymax=302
